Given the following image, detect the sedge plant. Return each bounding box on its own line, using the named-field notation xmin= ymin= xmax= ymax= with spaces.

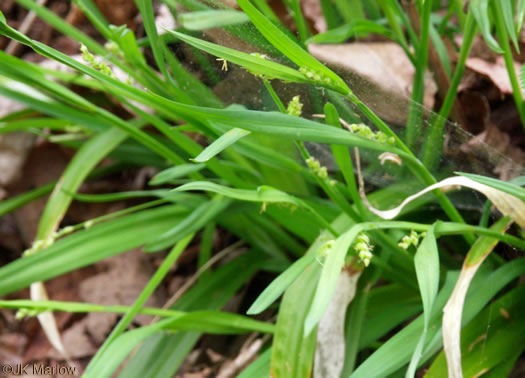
xmin=0 ymin=0 xmax=524 ymax=377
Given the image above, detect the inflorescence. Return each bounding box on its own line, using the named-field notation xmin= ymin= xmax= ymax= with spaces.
xmin=80 ymin=44 xmax=116 ymax=79
xmin=347 ymin=123 xmax=396 ymax=145
xmin=353 ymin=233 xmax=373 ymax=267
xmin=398 ymin=230 xmax=426 ymax=250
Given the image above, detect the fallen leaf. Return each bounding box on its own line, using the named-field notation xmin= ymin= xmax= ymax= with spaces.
xmin=457 ymin=90 xmax=490 ymax=134
xmin=0 ymin=333 xmax=27 ymax=365
xmin=79 ymin=249 xmax=166 ymax=344
xmin=47 ymin=320 xmax=96 ymax=360
xmin=69 ymin=0 xmax=138 ymax=27
xmin=301 ymin=0 xmax=326 ymax=33
xmin=309 ymin=42 xmax=437 ymax=125
xmin=465 ymin=56 xmax=522 ymax=95
xmin=0 ymin=91 xmax=35 ymax=186
xmin=460 ymin=126 xmax=525 ymax=180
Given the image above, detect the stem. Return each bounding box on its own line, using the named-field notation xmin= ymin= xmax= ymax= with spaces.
xmin=493 ymin=1 xmax=525 ymax=131
xmin=380 ymin=1 xmax=408 ymax=51
xmin=0 ymin=300 xmax=184 ymax=318
xmin=324 ymin=103 xmax=368 ymax=217
xmin=404 ymin=0 xmax=433 ymax=151
xmin=335 ymin=0 xmax=365 ymax=23
xmin=393 ymin=0 xmax=420 ymax=55
xmin=251 ymin=0 xmax=280 ymax=23
xmin=296 ymin=141 xmax=361 ymax=223
xmin=423 ymin=12 xmax=477 ymax=171
xmin=262 ymin=81 xmax=339 ymax=235
xmin=284 ymin=0 xmax=310 ymax=42
xmin=452 ymin=0 xmax=466 ymax=31
xmin=263 ymin=79 xmax=287 ymax=113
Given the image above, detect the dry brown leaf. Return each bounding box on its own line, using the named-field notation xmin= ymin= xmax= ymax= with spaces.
xmin=457 ymin=90 xmax=490 ymax=134
xmin=301 ymin=0 xmax=326 ymax=33
xmin=0 ymin=333 xmax=27 ymax=365
xmin=47 ymin=320 xmax=96 ymax=360
xmin=69 ymin=0 xmax=138 ymax=27
xmin=465 ymin=56 xmax=522 ymax=95
xmin=79 ymin=249 xmax=166 ymax=344
xmin=460 ymin=126 xmax=525 ymax=180
xmin=309 ymin=43 xmax=437 ymax=125
xmin=0 ymin=91 xmax=35 ymax=186
xmin=12 ymin=143 xmax=69 ymax=245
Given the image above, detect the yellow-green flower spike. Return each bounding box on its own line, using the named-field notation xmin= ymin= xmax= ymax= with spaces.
xmin=398 ymin=230 xmax=425 ymax=250
xmin=354 ymin=233 xmax=373 ymax=267
xmin=287 ymin=95 xmax=303 ymax=117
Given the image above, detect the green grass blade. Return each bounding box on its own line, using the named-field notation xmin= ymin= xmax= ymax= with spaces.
xmin=304 ymin=226 xmax=362 ymax=335
xmin=319 ymin=0 xmax=342 ymax=30
xmin=236 ymin=0 xmax=350 ymax=94
xmin=0 ymin=205 xmax=189 ymax=296
xmin=427 ymin=285 xmax=525 ymax=377
xmin=353 ymin=257 xmax=525 ymax=377
xmin=162 ymin=310 xmax=274 ymax=334
xmin=163 ymin=30 xmax=309 ymax=84
xmin=469 ymin=0 xmax=503 ymax=53
xmin=145 ymin=196 xmax=232 ymax=252
xmin=173 ymin=181 xmax=337 ymax=233
xmin=492 ymin=0 xmax=525 ymax=131
xmin=135 ymin=0 xmax=169 ymax=79
xmin=13 ymin=0 xmax=105 ymax=55
xmin=283 ymin=0 xmax=311 ymax=42
xmin=193 ymin=128 xmax=250 ymax=162
xmin=86 ymin=318 xmax=175 ymax=378
xmin=443 ymin=218 xmax=511 ymax=377
xmin=271 ymin=255 xmax=322 ymax=378
xmin=247 ymin=253 xmax=317 ymax=315
xmin=518 ymin=0 xmax=525 ymax=34
xmin=149 ymin=164 xmax=206 ymax=185
xmin=36 ymin=127 xmax=127 ymax=239
xmin=307 ymin=20 xmax=395 ymax=44
xmin=86 ymin=233 xmax=195 ymax=370
xmin=406 ymin=225 xmax=439 ymax=377
xmin=0 ymin=182 xmax=55 ymax=217
xmin=117 ymin=251 xmax=264 ymax=377
xmin=178 ymin=10 xmax=249 ymax=30
xmin=500 ymin=0 xmax=520 ymax=52
xmin=350 ymin=271 xmax=458 ymax=378
xmin=0 ymin=118 xmax=72 ymax=134
xmin=72 ymin=0 xmax=111 ymax=40
xmin=334 ymin=0 xmax=364 ymax=23
xmin=271 ymin=214 xmax=354 ymax=377
xmin=87 ymin=308 xmax=272 ymax=378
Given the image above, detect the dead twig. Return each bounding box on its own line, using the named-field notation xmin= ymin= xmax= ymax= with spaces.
xmin=216 ymin=334 xmax=271 ymax=378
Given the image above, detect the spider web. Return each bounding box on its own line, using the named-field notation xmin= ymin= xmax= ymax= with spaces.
xmin=171 ymin=6 xmax=525 ymax=217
